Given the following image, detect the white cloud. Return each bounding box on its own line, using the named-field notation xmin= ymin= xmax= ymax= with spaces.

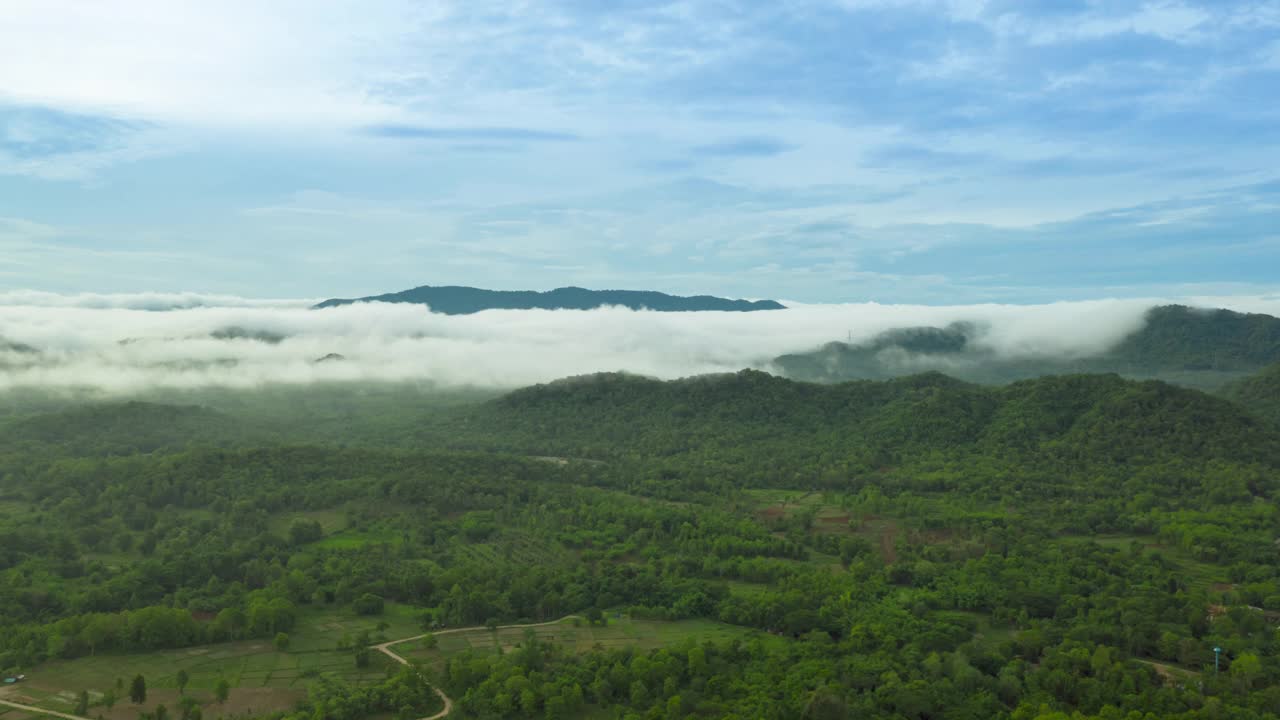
xmin=989 ymin=2 xmax=1219 ymax=46
xmin=832 ymin=0 xmax=988 ymax=22
xmin=1 ymin=292 xmax=1276 ymax=393
xmin=0 ymin=216 xmax=59 ymax=241
xmin=0 ymin=0 xmax=429 ymax=129
xmin=0 ymin=290 xmax=314 ymax=311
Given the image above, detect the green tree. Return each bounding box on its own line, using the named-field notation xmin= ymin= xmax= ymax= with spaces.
xmin=665 ymin=694 xmax=683 ymax=720
xmin=630 ymin=680 xmax=649 ymax=707
xmin=353 ymin=593 xmax=385 ymax=616
xmin=175 ymin=669 xmax=189 ymax=695
xmin=130 ymin=675 xmax=147 ymax=705
xmin=274 ymin=632 xmax=290 ymax=651
xmin=519 ymin=688 xmax=538 ymax=714
xmin=214 ymin=678 xmax=230 ymax=704
xmin=288 ymin=519 xmax=323 ymax=545
xmin=545 ymin=694 xmax=567 ymax=720
xmin=1231 ymin=652 xmax=1263 ymax=690
xmin=74 ymin=690 xmax=89 ymax=716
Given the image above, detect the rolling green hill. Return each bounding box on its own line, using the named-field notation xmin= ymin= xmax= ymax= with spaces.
xmin=441 ymin=369 xmax=1280 ymax=506
xmin=1221 ymin=362 xmax=1280 ymax=426
xmin=774 ymin=304 xmax=1280 ymax=389
xmin=3 ymin=371 xmax=1280 ymax=719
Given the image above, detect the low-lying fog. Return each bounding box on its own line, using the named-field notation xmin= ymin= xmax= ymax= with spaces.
xmin=1 ymin=291 xmax=1277 ymax=393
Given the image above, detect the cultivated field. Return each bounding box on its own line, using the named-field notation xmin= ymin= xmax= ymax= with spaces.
xmin=7 ymin=606 xmax=776 ymax=720
xmin=396 ymin=615 xmax=777 ymax=666
xmin=1 ymin=604 xmax=426 ymax=720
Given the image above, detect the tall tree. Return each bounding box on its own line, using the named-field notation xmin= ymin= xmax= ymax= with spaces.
xmin=130 ymin=675 xmax=147 ymax=705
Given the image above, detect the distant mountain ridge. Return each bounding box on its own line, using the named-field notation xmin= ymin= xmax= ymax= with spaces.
xmin=774 ymin=304 xmax=1280 ymax=390
xmin=314 ymin=285 xmax=785 ymax=313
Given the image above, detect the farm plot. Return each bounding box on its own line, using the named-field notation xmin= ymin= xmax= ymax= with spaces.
xmin=12 ymin=604 xmax=427 ymax=720
xmin=398 ymin=616 xmax=778 ymax=667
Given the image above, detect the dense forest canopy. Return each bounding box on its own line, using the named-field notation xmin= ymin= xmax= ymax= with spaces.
xmin=1 ymin=367 xmax=1279 ymax=720
xmin=1223 ymin=362 xmax=1280 ymax=428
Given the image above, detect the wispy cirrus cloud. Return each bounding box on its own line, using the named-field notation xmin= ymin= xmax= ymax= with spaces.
xmin=0 ymin=107 xmax=141 ymax=160
xmin=361 ymin=125 xmax=581 ymax=142
xmin=691 ymin=136 xmax=795 ymax=158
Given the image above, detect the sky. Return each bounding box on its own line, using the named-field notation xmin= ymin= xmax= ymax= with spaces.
xmin=1 ymin=0 xmax=1278 ymax=304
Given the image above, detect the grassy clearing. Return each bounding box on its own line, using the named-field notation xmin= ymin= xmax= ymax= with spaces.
xmin=286 ymin=603 xmax=424 ymax=652
xmin=1135 ymin=658 xmax=1203 ymax=685
xmin=726 ymin=581 xmax=771 ymax=598
xmin=0 ymin=499 xmax=31 ymax=517
xmin=1057 ymin=535 xmax=1228 ymax=591
xmin=267 ymin=510 xmax=348 ymax=539
xmin=742 ymin=489 xmax=827 ymax=508
xmin=312 ymin=526 xmax=403 ymax=550
xmin=13 ymin=604 xmax=429 ymax=719
xmin=398 ymin=616 xmax=779 ymax=666
xmin=933 ymin=610 xmax=1017 ymax=649
xmin=743 ymin=488 xmax=908 ymax=565
xmin=11 ymin=646 xmax=332 ymax=720
xmin=446 ymin=529 xmax=574 ymax=569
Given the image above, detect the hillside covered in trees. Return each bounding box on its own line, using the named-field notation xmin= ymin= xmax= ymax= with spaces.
xmin=1222 ymin=362 xmax=1280 ymax=427
xmin=1 ymin=369 xmax=1279 ymax=720
xmin=775 ymin=304 xmax=1280 ymax=390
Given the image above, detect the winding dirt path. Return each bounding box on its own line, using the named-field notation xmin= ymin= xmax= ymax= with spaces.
xmin=0 ymin=697 xmax=94 ymax=720
xmin=0 ymin=616 xmax=585 ymax=720
xmin=372 ymin=615 xmax=582 ymax=720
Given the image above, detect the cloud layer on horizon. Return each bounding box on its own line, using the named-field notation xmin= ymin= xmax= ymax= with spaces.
xmin=3 ymin=292 xmax=1278 ymax=393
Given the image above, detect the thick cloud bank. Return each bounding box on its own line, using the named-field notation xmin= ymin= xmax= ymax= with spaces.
xmin=1 ymin=292 xmax=1278 ymax=392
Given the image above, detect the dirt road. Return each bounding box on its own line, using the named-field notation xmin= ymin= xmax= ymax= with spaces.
xmin=372 ymin=615 xmax=582 ymax=720
xmin=0 ymin=615 xmax=584 ymax=720
xmin=0 ymin=696 xmax=94 ymax=720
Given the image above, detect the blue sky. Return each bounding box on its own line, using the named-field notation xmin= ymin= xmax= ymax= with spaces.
xmin=1 ymin=0 xmax=1278 ymax=303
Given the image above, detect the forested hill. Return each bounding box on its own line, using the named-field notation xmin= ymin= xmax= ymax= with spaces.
xmin=1112 ymin=304 xmax=1280 ymax=369
xmin=452 ymin=369 xmax=1280 ymax=495
xmin=774 ymin=303 xmax=1280 ymax=388
xmin=1222 ymin=362 xmax=1280 ymax=427
xmin=4 ymin=374 xmax=1280 ymax=719
xmin=0 ymin=401 xmax=253 ymax=456
xmin=314 ymin=284 xmax=785 ymax=313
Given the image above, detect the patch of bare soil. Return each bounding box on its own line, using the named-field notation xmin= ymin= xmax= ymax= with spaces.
xmin=879 ymin=523 xmax=898 ymax=564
